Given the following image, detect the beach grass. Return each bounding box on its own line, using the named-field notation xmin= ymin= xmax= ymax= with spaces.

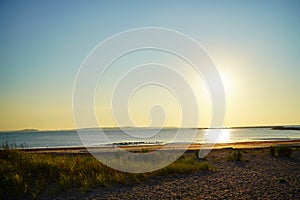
xmin=228 ymin=150 xmax=243 ymax=161
xmin=0 ymin=149 xmax=212 ymax=199
xmin=153 ymin=154 xmax=213 ymax=176
xmin=270 ymin=145 xmax=292 ymax=157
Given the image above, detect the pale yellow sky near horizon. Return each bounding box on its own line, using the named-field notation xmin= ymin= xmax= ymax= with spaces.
xmin=1 ymin=48 xmax=300 ymax=131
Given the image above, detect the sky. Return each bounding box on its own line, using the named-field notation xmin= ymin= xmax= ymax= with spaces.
xmin=0 ymin=0 xmax=300 ymax=130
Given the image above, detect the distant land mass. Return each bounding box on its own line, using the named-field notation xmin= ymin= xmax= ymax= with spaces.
xmin=271 ymin=126 xmax=300 ymax=131
xmin=1 ymin=125 xmax=300 ymax=133
xmin=15 ymin=129 xmax=39 ymax=132
xmin=194 ymin=125 xmax=300 ymax=130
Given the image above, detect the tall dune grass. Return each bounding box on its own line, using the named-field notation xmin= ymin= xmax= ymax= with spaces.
xmin=0 ymin=149 xmax=212 ymax=199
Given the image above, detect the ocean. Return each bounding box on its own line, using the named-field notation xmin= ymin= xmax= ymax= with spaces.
xmin=0 ymin=127 xmax=299 ymax=149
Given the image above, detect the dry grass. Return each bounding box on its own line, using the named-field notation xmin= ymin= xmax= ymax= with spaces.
xmin=0 ymin=149 xmax=212 ymax=199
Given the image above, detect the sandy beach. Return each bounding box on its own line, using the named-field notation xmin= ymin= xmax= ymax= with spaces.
xmin=75 ymin=148 xmax=300 ymax=200
xmin=25 ymin=140 xmax=300 ymax=200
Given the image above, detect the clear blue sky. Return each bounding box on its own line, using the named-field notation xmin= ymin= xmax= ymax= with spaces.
xmin=0 ymin=0 xmax=300 ymax=130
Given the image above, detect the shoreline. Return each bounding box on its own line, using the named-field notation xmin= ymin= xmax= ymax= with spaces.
xmin=21 ymin=139 xmax=300 ymax=154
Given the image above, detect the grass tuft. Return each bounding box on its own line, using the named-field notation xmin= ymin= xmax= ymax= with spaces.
xmin=154 ymin=155 xmax=213 ymax=176
xmin=228 ymin=150 xmax=243 ymax=161
xmin=270 ymin=145 xmax=292 ymax=157
xmin=278 ymin=177 xmax=287 ymax=183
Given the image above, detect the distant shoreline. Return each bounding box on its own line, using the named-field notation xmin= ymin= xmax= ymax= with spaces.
xmin=1 ymin=125 xmax=300 ymax=133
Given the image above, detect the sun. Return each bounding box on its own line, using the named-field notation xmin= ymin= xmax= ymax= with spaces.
xmin=219 ymin=70 xmax=233 ymax=93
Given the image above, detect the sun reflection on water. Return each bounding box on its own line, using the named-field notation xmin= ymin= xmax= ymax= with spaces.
xmin=204 ymin=129 xmax=232 ymax=144
xmin=217 ymin=129 xmax=231 ymax=143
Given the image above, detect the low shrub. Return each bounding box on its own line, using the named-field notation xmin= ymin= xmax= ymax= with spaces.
xmin=278 ymin=177 xmax=287 ymax=183
xmin=276 ymin=146 xmax=292 ymax=157
xmin=228 ymin=150 xmax=243 ymax=161
xmin=270 ymin=145 xmax=292 ymax=157
xmin=270 ymin=146 xmax=276 ymax=156
xmin=194 ymin=150 xmax=207 ymax=161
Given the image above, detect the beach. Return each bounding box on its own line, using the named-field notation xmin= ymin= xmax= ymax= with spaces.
xmin=77 ymin=147 xmax=300 ymax=200
xmin=2 ymin=1 xmax=300 ymax=199
xmin=18 ymin=140 xmax=300 ymax=199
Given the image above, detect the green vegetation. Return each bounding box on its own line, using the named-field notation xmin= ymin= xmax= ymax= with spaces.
xmin=270 ymin=145 xmax=292 ymax=157
xmin=194 ymin=150 xmax=207 ymax=161
xmin=140 ymin=148 xmax=151 ymax=153
xmin=0 ymin=149 xmax=141 ymax=199
xmin=0 ymin=149 xmax=212 ymax=199
xmin=278 ymin=177 xmax=287 ymax=183
xmin=270 ymin=146 xmax=276 ymax=156
xmin=154 ymin=154 xmax=213 ymax=176
xmin=228 ymin=150 xmax=243 ymax=161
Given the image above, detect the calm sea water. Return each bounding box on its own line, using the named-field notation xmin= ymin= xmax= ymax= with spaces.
xmin=0 ymin=127 xmax=299 ymax=149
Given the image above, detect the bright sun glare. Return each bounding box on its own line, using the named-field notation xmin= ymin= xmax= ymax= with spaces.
xmin=218 ymin=129 xmax=231 ymax=143
xmin=219 ymin=71 xmax=233 ymax=93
